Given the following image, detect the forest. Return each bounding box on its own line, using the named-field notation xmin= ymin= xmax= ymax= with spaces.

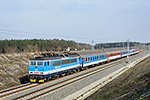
xmin=0 ymin=39 xmax=91 ymax=54
xmin=95 ymin=42 xmax=149 ymax=49
xmin=0 ymin=39 xmax=149 ymax=54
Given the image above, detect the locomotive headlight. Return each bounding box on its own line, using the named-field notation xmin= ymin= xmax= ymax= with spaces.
xmin=30 ymin=72 xmax=33 ymax=74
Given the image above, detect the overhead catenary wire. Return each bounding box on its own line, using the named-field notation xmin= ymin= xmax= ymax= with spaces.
xmin=0 ymin=28 xmax=106 ymax=43
xmin=0 ymin=29 xmax=87 ymax=39
xmin=0 ymin=28 xmax=143 ymax=44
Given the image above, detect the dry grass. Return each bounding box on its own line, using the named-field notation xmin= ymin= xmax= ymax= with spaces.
xmin=0 ymin=52 xmax=37 ymax=90
xmin=86 ymin=56 xmax=150 ymax=100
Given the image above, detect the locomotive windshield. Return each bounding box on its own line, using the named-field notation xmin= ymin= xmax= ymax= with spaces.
xmin=30 ymin=61 xmax=43 ymax=66
xmin=37 ymin=61 xmax=43 ymax=66
xmin=30 ymin=61 xmax=36 ymax=65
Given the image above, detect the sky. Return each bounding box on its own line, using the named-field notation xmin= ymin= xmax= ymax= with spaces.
xmin=0 ymin=0 xmax=150 ymax=44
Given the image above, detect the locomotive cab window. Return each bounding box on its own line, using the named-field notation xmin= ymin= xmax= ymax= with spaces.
xmin=37 ymin=61 xmax=43 ymax=66
xmin=30 ymin=61 xmax=36 ymax=66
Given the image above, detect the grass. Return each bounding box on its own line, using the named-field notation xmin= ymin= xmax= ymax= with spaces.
xmin=0 ymin=53 xmax=35 ymax=90
xmin=86 ymin=55 xmax=150 ymax=100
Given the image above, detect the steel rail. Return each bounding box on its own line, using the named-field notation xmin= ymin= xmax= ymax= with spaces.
xmin=0 ymin=52 xmax=142 ymax=99
xmin=12 ymin=58 xmax=127 ymax=100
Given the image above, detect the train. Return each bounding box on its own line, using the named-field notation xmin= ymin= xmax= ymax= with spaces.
xmin=29 ymin=49 xmax=139 ymax=83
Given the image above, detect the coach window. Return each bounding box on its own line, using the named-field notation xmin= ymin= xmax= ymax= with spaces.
xmin=44 ymin=62 xmax=46 ymax=66
xmin=93 ymin=57 xmax=94 ymax=60
xmin=86 ymin=58 xmax=88 ymax=62
xmin=88 ymin=57 xmax=90 ymax=61
xmin=83 ymin=58 xmax=85 ymax=62
xmin=91 ymin=57 xmax=92 ymax=61
xmin=102 ymin=55 xmax=105 ymax=58
xmin=100 ymin=56 xmax=102 ymax=59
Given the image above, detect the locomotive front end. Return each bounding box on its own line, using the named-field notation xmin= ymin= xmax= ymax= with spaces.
xmin=29 ymin=59 xmax=45 ymax=83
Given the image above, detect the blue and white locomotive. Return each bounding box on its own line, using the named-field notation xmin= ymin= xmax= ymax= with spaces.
xmin=29 ymin=53 xmax=80 ymax=82
xmin=29 ymin=49 xmax=139 ymax=83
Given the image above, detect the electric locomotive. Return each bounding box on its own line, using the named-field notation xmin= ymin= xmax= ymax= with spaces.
xmin=29 ymin=52 xmax=80 ymax=83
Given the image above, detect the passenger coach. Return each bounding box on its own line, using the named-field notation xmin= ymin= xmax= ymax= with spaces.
xmin=78 ymin=51 xmax=107 ymax=68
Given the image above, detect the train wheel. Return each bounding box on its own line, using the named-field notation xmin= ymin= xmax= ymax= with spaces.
xmin=48 ymin=77 xmax=51 ymax=81
xmin=76 ymin=68 xmax=80 ymax=72
xmin=66 ymin=71 xmax=70 ymax=75
xmin=85 ymin=67 xmax=88 ymax=70
xmin=80 ymin=67 xmax=84 ymax=71
xmin=73 ymin=69 xmax=77 ymax=73
xmin=56 ymin=75 xmax=59 ymax=78
xmin=61 ymin=73 xmax=66 ymax=77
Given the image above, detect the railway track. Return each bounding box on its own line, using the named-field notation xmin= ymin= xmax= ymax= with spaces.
xmin=0 ymin=51 xmax=145 ymax=100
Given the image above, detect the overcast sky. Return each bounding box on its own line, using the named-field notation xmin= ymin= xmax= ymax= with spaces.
xmin=0 ymin=0 xmax=150 ymax=44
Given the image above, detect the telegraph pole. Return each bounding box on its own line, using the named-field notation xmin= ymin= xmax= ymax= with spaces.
xmin=123 ymin=42 xmax=124 ymax=49
xmin=92 ymin=40 xmax=95 ymax=51
xmin=127 ymin=39 xmax=130 ymax=64
xmin=144 ymin=43 xmax=145 ymax=57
